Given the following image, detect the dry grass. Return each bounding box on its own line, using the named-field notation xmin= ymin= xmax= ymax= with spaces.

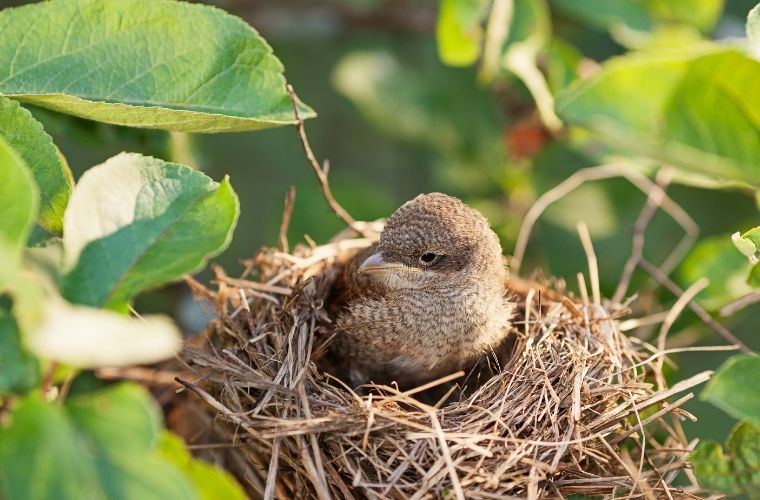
xmin=172 ymin=217 xmax=725 ymax=499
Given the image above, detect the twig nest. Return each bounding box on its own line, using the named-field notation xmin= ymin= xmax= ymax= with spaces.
xmin=180 ymin=225 xmax=705 ymax=499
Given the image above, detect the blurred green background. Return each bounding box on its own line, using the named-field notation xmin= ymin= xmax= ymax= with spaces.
xmin=2 ymin=0 xmax=758 ymax=444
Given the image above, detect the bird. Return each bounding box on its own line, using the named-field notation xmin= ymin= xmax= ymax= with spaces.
xmin=331 ymin=193 xmax=515 ymax=390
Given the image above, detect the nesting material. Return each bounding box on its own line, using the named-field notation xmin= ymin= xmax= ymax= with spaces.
xmin=179 ymin=223 xmax=709 ymax=499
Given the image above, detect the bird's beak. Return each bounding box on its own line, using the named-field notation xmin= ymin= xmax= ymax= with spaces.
xmin=359 ymin=252 xmax=409 ymax=274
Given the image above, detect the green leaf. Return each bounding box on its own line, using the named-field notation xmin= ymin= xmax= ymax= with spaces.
xmin=749 ymin=262 xmax=760 ymax=288
xmin=0 ymin=307 xmax=39 ymax=395
xmin=28 ymin=298 xmax=180 ymax=368
xmin=678 ymin=235 xmax=753 ymax=310
xmin=647 ymin=0 xmax=724 ymax=32
xmin=0 ymin=97 xmax=72 ymax=233
xmin=691 ymin=422 xmax=760 ymax=495
xmin=0 ymin=0 xmax=314 ymax=133
xmin=66 ymin=383 xmax=162 ymax=454
xmin=735 ymin=226 xmax=760 ymax=256
xmin=502 ymin=0 xmax=562 ymax=132
xmin=549 ymin=0 xmax=652 ymax=33
xmin=61 ymin=153 xmax=239 ymax=309
xmin=436 ymin=0 xmax=486 ymax=67
xmin=0 ymin=135 xmax=38 ymax=286
xmin=158 ymin=433 xmax=246 ymax=500
xmin=747 ymin=2 xmax=760 ymax=51
xmin=691 ymin=441 xmax=740 ymax=494
xmin=557 ymin=47 xmax=760 ymax=185
xmin=702 ymin=356 xmax=760 ymax=425
xmin=0 ymin=384 xmax=195 ymax=500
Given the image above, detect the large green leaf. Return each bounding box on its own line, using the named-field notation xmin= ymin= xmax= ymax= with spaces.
xmin=647 ymin=0 xmax=724 ymax=32
xmin=702 ymin=356 xmax=760 ymax=425
xmin=550 ymin=0 xmax=722 ymax=39
xmin=0 ymin=97 xmax=72 ymax=233
xmin=679 ymin=235 xmax=753 ymax=310
xmin=436 ymin=0 xmax=487 ymax=66
xmin=557 ymin=47 xmax=760 ymax=185
xmin=549 ymin=0 xmax=651 ymax=33
xmin=158 ymin=433 xmax=246 ymax=500
xmin=0 ymin=136 xmax=37 ymax=286
xmin=61 ymin=153 xmax=238 ymax=310
xmin=0 ymin=0 xmax=314 ymax=133
xmin=0 ymin=307 xmax=39 ymax=395
xmin=28 ymin=298 xmax=180 ymax=368
xmin=691 ymin=422 xmax=760 ymax=495
xmin=0 ymin=384 xmax=195 ymax=500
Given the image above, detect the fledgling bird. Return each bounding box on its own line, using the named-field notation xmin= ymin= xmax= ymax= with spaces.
xmin=333 ymin=193 xmax=514 ymax=389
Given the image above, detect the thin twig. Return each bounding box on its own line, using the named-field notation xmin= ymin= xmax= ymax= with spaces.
xmin=512 ymin=164 xmax=698 ymax=276
xmin=639 ymin=259 xmax=753 ymax=354
xmin=613 ymin=168 xmax=674 ymax=303
xmin=720 ymin=290 xmax=760 ymax=317
xmin=279 ymin=185 xmax=296 ymax=253
xmin=286 ymin=84 xmax=370 ymax=237
xmin=577 ymin=221 xmax=601 ymax=306
xmin=655 ymin=278 xmax=709 ymax=390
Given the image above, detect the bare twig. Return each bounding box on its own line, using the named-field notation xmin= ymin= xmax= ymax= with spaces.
xmin=512 ymin=163 xmax=698 ymax=276
xmin=577 ymin=221 xmax=600 ymax=306
xmin=639 ymin=259 xmax=753 ymax=354
xmin=279 ymin=185 xmax=296 ymax=253
xmin=720 ymin=291 xmax=760 ymax=317
xmin=287 ymin=84 xmax=371 ymax=237
xmin=613 ymin=168 xmax=674 ymax=303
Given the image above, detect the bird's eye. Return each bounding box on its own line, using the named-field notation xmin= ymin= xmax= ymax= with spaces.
xmin=419 ymin=252 xmax=439 ymax=265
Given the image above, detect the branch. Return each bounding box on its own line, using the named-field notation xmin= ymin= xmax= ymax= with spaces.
xmin=512 ymin=163 xmax=697 ymax=277
xmin=613 ymin=168 xmax=674 ymax=303
xmin=278 ymin=185 xmax=296 ymax=253
xmin=638 ymin=259 xmax=753 ymax=354
xmin=287 ymin=84 xmax=372 ymax=237
xmin=720 ymin=291 xmax=760 ymax=317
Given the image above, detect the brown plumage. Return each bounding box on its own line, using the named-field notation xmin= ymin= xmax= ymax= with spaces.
xmin=333 ymin=193 xmax=514 ymax=389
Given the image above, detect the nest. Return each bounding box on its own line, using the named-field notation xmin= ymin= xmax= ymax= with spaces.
xmin=172 ymin=218 xmax=714 ymax=500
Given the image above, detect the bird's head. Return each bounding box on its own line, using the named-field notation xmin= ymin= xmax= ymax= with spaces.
xmin=359 ymin=193 xmax=506 ymax=291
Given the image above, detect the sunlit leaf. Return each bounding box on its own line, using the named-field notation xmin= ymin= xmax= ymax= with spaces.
xmin=557 ymin=47 xmax=760 ymax=185
xmin=0 ymin=384 xmax=195 ymax=500
xmin=0 ymin=307 xmax=39 ymax=395
xmin=61 ymin=153 xmax=239 ymax=310
xmin=0 ymin=0 xmax=314 ymax=133
xmin=691 ymin=422 xmax=760 ymax=495
xmin=678 ymin=236 xmax=753 ymax=310
xmin=733 ymin=226 xmax=760 ymax=257
xmin=702 ymin=356 xmax=760 ymax=425
xmin=648 ymin=0 xmax=724 ymax=32
xmin=749 ymin=262 xmax=760 ymax=288
xmin=747 ymin=2 xmax=760 ymax=51
xmin=549 ymin=0 xmax=651 ymax=34
xmin=437 ymin=0 xmax=486 ymax=66
xmin=158 ymin=433 xmax=246 ymax=500
xmin=0 ymin=97 xmax=72 ymax=233
xmin=27 ymin=298 xmax=180 ymax=368
xmin=0 ymin=136 xmax=37 ymax=286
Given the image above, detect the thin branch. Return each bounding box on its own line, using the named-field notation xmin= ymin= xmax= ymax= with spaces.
xmin=512 ymin=163 xmax=697 ymax=276
xmin=287 ymin=84 xmax=371 ymax=237
xmin=720 ymin=290 xmax=760 ymax=317
xmin=655 ymin=278 xmax=709 ymax=390
xmin=577 ymin=221 xmax=601 ymax=306
xmin=613 ymin=168 xmax=674 ymax=303
xmin=638 ymin=259 xmax=753 ymax=354
xmin=278 ymin=185 xmax=296 ymax=253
